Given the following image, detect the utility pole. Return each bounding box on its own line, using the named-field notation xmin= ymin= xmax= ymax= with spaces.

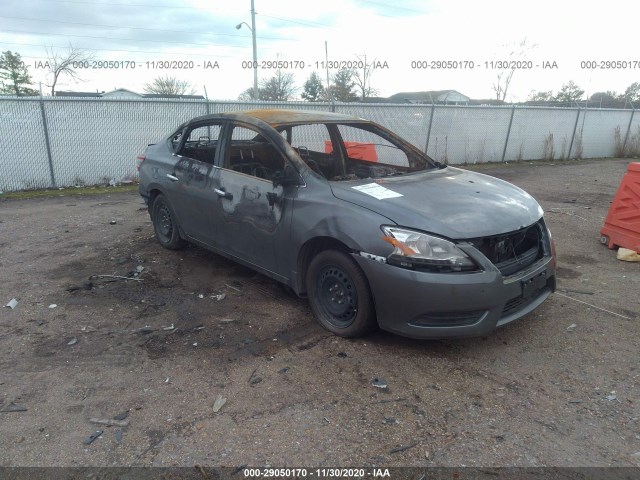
xmin=250 ymin=0 xmax=258 ymax=100
xmin=236 ymin=0 xmax=259 ymax=100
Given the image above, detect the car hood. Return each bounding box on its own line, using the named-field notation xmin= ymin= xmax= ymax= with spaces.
xmin=329 ymin=167 xmax=543 ymax=239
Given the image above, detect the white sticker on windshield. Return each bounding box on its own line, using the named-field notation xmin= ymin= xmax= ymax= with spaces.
xmin=352 ymin=183 xmax=403 ymax=200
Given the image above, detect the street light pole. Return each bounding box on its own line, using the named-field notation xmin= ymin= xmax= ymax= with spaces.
xmin=236 ymin=1 xmax=258 ymax=100
xmin=250 ymin=0 xmax=258 ymax=101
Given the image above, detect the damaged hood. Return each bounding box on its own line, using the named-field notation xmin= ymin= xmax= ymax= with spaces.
xmin=329 ymin=167 xmax=543 ymax=239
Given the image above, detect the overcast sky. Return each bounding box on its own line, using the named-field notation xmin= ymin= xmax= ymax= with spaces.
xmin=1 ymin=0 xmax=639 ymax=101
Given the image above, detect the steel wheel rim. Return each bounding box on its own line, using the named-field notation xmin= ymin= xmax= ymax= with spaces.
xmin=316 ymin=264 xmax=358 ymax=327
xmin=157 ymin=204 xmax=173 ymax=240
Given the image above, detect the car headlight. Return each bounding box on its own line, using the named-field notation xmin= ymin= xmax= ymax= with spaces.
xmin=381 ymin=226 xmax=477 ymax=272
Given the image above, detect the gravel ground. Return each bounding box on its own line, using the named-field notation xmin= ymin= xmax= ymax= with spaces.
xmin=0 ymin=158 xmax=638 ymax=468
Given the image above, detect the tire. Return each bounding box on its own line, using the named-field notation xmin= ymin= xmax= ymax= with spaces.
xmin=151 ymin=193 xmax=186 ymax=250
xmin=306 ymin=250 xmax=376 ymax=337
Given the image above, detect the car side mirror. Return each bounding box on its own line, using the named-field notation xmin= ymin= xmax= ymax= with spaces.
xmin=272 ymin=166 xmax=301 ymax=188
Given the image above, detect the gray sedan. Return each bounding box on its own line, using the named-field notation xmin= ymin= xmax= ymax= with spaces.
xmin=138 ymin=109 xmax=556 ymax=338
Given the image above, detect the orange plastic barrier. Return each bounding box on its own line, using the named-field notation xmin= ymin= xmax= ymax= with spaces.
xmin=600 ymin=162 xmax=640 ymax=253
xmin=325 ymin=141 xmax=378 ymax=162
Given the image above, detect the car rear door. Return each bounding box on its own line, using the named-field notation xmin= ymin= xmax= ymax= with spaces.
xmin=169 ymin=121 xmax=224 ymax=244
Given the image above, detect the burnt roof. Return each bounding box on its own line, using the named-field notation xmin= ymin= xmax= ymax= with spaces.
xmin=188 ymin=109 xmax=367 ymax=127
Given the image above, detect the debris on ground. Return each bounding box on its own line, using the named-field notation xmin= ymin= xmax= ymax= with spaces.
xmin=568 ymin=399 xmax=584 ymax=404
xmin=224 ymin=283 xmax=242 ymax=292
xmin=383 ymin=417 xmax=398 ymax=424
xmin=134 ymin=326 xmax=154 ymax=335
xmin=606 ymin=393 xmax=617 ymax=401
xmin=113 ymin=411 xmax=129 ymax=421
xmin=5 ymin=298 xmax=18 ymax=309
xmin=115 ymin=429 xmax=123 ymax=443
xmin=83 ymin=430 xmax=103 ymax=445
xmin=48 ymin=304 xmax=57 ymax=309
xmin=617 ymin=247 xmax=640 ymax=262
xmin=89 ymin=417 xmax=129 ymax=427
xmin=371 ymin=378 xmax=388 ymax=389
xmin=390 ymin=443 xmax=418 ymax=454
xmin=162 ymin=324 xmax=175 ymax=331
xmin=248 ymin=369 xmax=263 ymax=386
xmin=277 ymin=367 xmax=290 ymax=374
xmin=198 ymin=294 xmax=204 ymax=299
xmin=0 ymin=402 xmax=28 ymax=413
xmin=109 ymin=220 xmax=117 ymax=225
xmin=212 ymin=394 xmax=227 ymax=413
xmin=211 ymin=293 xmax=226 ymax=301
xmin=36 ymin=320 xmax=45 ymax=326
xmin=91 ymin=274 xmax=142 ymax=282
xmin=566 ymin=323 xmax=577 ymax=331
xmin=67 ymin=338 xmax=78 ymax=346
xmin=65 ymin=282 xmax=93 ymax=293
xmin=80 ymin=325 xmax=96 ymax=333
xmin=218 ymin=318 xmax=235 ymax=323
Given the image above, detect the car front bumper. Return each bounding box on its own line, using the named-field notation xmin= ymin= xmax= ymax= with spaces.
xmin=352 ymin=253 xmax=556 ymax=339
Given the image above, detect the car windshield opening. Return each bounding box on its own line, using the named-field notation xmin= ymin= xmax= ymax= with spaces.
xmin=278 ymin=122 xmax=436 ymax=181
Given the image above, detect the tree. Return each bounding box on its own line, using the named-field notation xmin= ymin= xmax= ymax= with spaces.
xmin=328 ymin=68 xmax=357 ymax=102
xmin=301 ymin=71 xmax=325 ymax=102
xmin=44 ymin=44 xmax=94 ymax=96
xmin=0 ymin=50 xmax=39 ymax=96
xmin=623 ymin=82 xmax=640 ymax=102
xmin=528 ymin=90 xmax=554 ymax=102
xmin=238 ymin=86 xmax=259 ymax=101
xmin=492 ymin=38 xmax=536 ymax=101
xmin=554 ymin=81 xmax=584 ymax=103
xmin=352 ymin=55 xmax=378 ymax=101
xmin=144 ymin=75 xmax=195 ymax=95
xmin=259 ymin=69 xmax=296 ymax=101
xmin=589 ymin=91 xmax=619 ymax=107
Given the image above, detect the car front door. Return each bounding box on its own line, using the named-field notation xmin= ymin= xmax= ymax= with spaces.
xmin=210 ymin=122 xmax=298 ymax=279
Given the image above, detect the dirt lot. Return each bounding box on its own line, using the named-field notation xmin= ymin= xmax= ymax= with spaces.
xmin=0 ymin=158 xmax=639 ymax=468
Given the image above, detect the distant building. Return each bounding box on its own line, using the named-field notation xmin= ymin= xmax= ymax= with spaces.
xmin=102 ymin=88 xmax=142 ymax=99
xmin=387 ymin=90 xmax=470 ymax=105
xmin=54 ymin=91 xmax=103 ymax=98
xmin=54 ymin=88 xmax=205 ymax=100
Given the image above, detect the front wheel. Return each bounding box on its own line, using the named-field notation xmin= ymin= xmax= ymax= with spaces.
xmin=306 ymin=250 xmax=376 ymax=337
xmin=151 ymin=193 xmax=186 ymax=250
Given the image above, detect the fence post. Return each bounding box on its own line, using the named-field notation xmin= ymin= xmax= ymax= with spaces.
xmin=501 ymin=105 xmax=516 ymax=162
xmin=622 ymin=109 xmax=635 ymax=155
xmin=567 ymin=108 xmax=581 ymax=159
xmin=39 ymin=97 xmax=56 ymax=188
xmin=424 ymin=104 xmax=436 ymax=154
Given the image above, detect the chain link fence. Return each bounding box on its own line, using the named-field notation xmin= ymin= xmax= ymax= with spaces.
xmin=0 ymin=97 xmax=638 ymax=192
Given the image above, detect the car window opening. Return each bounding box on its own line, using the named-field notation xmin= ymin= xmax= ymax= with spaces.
xmin=227 ymin=126 xmax=286 ymax=181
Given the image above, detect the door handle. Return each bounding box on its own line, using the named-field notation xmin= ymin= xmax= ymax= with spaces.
xmin=214 ymin=188 xmax=233 ymax=200
xmin=266 ymin=192 xmax=278 ymax=207
xmin=166 ymin=173 xmax=179 ymax=182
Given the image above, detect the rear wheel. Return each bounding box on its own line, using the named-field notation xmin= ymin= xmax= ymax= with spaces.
xmin=306 ymin=250 xmax=376 ymax=337
xmin=151 ymin=193 xmax=186 ymax=250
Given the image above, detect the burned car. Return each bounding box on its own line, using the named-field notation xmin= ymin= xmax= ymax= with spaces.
xmin=138 ymin=109 xmax=556 ymax=338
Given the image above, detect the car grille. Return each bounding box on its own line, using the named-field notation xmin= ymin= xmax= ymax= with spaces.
xmin=409 ymin=310 xmax=487 ymax=328
xmin=469 ymin=221 xmax=544 ymax=276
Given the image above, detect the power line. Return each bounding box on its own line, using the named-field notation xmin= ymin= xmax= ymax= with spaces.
xmin=0 ymin=41 xmax=252 ymax=57
xmin=1 ymin=29 xmax=251 ymax=49
xmin=259 ymin=14 xmax=335 ymax=29
xmin=357 ymin=0 xmax=428 ymax=14
xmin=0 ymin=15 xmax=292 ymax=41
xmin=19 ymin=0 xmax=242 ymax=11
